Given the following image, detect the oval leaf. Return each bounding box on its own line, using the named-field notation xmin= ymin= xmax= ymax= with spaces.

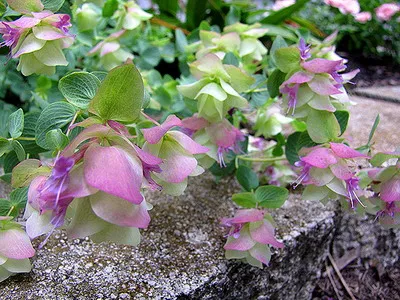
xmin=89 ymin=63 xmax=144 ymax=123
xmin=8 ymin=108 xmax=24 ymax=139
xmin=255 ymin=185 xmax=289 ymax=209
xmin=236 ymin=165 xmax=259 ymax=192
xmin=59 ymin=72 xmax=101 ymax=109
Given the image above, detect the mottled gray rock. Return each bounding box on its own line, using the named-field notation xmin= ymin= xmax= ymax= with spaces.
xmin=0 ymin=173 xmax=338 ymax=300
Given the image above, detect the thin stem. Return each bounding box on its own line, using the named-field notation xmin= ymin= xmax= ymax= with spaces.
xmin=141 ymin=111 xmax=160 ymax=126
xmin=66 ymin=111 xmax=80 ymax=137
xmin=13 ymin=137 xmax=36 ymax=141
xmin=6 ymin=206 xmax=14 ymax=217
xmin=150 ymin=17 xmax=190 ymax=35
xmin=237 ymin=155 xmax=286 ymax=163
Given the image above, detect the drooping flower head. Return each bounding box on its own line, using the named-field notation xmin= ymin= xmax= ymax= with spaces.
xmin=295 ymin=143 xmax=368 ymax=208
xmin=221 ymin=209 xmax=283 ymax=268
xmin=23 ymin=122 xmax=162 ymax=245
xmin=114 ymin=0 xmax=153 ymax=30
xmin=0 ymin=217 xmax=35 ymax=282
xmin=142 ymin=115 xmax=209 ymax=195
xmin=88 ymin=30 xmax=134 ymax=70
xmin=0 ymin=10 xmax=74 ymax=75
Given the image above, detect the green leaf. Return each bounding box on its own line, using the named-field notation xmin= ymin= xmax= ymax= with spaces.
xmin=59 ymin=72 xmax=101 ymax=109
xmin=11 ymin=140 xmax=25 ymax=161
xmin=255 ymin=185 xmax=288 ymax=208
xmin=175 ymin=29 xmax=188 ymax=53
xmin=8 ymin=108 xmax=24 ymax=138
xmin=260 ymin=0 xmax=310 ymax=24
xmin=3 ymin=151 xmax=19 ymax=173
xmin=368 ymin=114 xmax=380 ymax=146
xmin=35 ymin=101 xmax=76 ymax=150
xmin=232 ymin=192 xmax=258 ymax=208
xmin=0 ymin=137 xmax=11 ymax=157
xmin=222 ymin=52 xmax=239 ymax=67
xmin=270 ymin=36 xmax=288 ymax=66
xmin=1 ymin=186 xmax=29 ymax=217
xmin=46 ymin=128 xmax=69 ymax=151
xmin=291 ymin=119 xmax=307 ymax=132
xmin=41 ymin=0 xmax=65 ymax=12
xmin=102 ymin=0 xmax=118 ymax=17
xmin=370 ymin=152 xmax=400 ymax=167
xmin=267 ymin=69 xmax=286 ymax=98
xmin=307 ymin=109 xmax=340 ymax=143
xmin=225 ymin=6 xmax=241 ymax=26
xmin=89 ymin=63 xmax=144 ymax=123
xmin=186 ymin=0 xmax=207 ymax=30
xmin=154 ymin=0 xmax=178 ymax=16
xmin=91 ymin=71 xmax=108 ymax=82
xmin=236 ymin=165 xmax=259 ymax=192
xmin=285 ymin=131 xmax=316 ymax=165
xmin=333 ymin=110 xmax=349 ymax=136
xmin=274 ymin=47 xmax=300 ymax=73
xmin=18 ymin=112 xmax=45 ymax=155
xmin=0 ymin=199 xmax=11 ymax=216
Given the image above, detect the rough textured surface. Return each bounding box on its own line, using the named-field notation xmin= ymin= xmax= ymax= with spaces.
xmin=0 ymin=174 xmax=337 ymax=300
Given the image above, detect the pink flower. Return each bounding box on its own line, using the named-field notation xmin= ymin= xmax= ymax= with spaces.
xmin=325 ymin=0 xmax=360 ymax=15
xmin=272 ymin=0 xmax=295 ymax=11
xmin=142 ymin=115 xmax=209 ymax=195
xmin=295 ymin=143 xmax=368 ymax=208
xmin=375 ymin=3 xmax=400 ymax=21
xmin=221 ymin=209 xmax=283 ymax=268
xmin=25 ymin=123 xmax=162 ymax=243
xmin=354 ymin=12 xmax=372 ymax=23
xmin=0 ymin=217 xmax=35 ymax=282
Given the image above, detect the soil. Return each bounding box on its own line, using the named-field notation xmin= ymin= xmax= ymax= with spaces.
xmin=341 ymin=52 xmax=400 ymax=88
xmin=313 ymin=259 xmax=400 ymax=300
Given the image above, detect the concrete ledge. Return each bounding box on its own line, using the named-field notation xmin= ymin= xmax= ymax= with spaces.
xmin=0 ymin=173 xmax=338 ymax=299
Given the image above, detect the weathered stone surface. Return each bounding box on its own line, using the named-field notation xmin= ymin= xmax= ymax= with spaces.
xmin=354 ymin=86 xmax=400 ymax=103
xmin=0 ymin=173 xmax=338 ymax=299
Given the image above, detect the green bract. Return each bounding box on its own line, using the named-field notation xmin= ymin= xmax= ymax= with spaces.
xmin=177 ymin=53 xmax=254 ymax=122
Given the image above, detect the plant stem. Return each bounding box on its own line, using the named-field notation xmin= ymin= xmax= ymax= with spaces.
xmin=15 ymin=137 xmax=36 ymax=141
xmin=66 ymin=111 xmax=80 ymax=137
xmin=141 ymin=111 xmax=160 ymax=126
xmin=235 ymin=154 xmax=286 ymax=168
xmin=6 ymin=206 xmax=14 ymax=217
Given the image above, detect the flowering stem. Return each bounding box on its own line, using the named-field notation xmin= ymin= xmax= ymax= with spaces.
xmin=12 ymin=137 xmax=36 ymax=141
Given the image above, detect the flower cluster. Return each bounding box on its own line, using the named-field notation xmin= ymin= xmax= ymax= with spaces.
xmin=295 ymin=143 xmax=368 ymax=207
xmin=0 ymin=7 xmax=74 ymax=75
xmin=221 ymin=209 xmax=283 ymax=268
xmin=177 ymin=53 xmax=254 ymax=122
xmin=0 ymin=217 xmax=35 ymax=282
xmin=279 ymin=39 xmax=359 ymax=118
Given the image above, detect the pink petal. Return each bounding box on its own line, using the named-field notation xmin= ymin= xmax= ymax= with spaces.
xmin=230 ymin=209 xmax=264 ymax=224
xmin=224 ymin=226 xmax=256 ymax=251
xmin=301 ymin=148 xmax=337 ymax=168
xmin=90 ymin=192 xmax=150 ymax=228
xmin=32 ymin=26 xmax=67 ymax=40
xmin=142 ymin=115 xmax=182 ymax=144
xmin=249 ymin=244 xmax=271 ymax=265
xmin=133 ymin=145 xmax=163 ymax=165
xmin=157 ymin=142 xmax=198 ymax=183
xmin=282 ymin=71 xmax=313 ymax=85
xmin=308 ymin=75 xmax=342 ymax=95
xmin=250 ymin=221 xmax=284 ymax=248
xmin=84 ymin=144 xmax=143 ymax=204
xmin=302 ymin=59 xmax=343 ymax=74
xmin=88 ymin=41 xmax=104 ymax=55
xmin=31 ymin=11 xmax=54 ymax=19
xmin=380 ymin=177 xmax=400 ymax=202
xmin=330 ymin=143 xmax=368 ymax=159
xmin=28 ymin=175 xmax=47 ymax=211
xmin=181 ymin=115 xmax=209 ymax=131
xmin=342 ymin=69 xmax=360 ymax=82
xmin=9 ymin=17 xmax=40 ymax=28
xmin=62 ymin=124 xmax=113 ymax=157
xmin=330 ymin=162 xmax=354 ymax=180
xmin=168 ymin=131 xmax=209 ymax=155
xmin=0 ymin=229 xmax=35 ymax=259
xmin=100 ymin=42 xmax=120 ymax=57
xmin=62 ymin=164 xmax=98 ymax=199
